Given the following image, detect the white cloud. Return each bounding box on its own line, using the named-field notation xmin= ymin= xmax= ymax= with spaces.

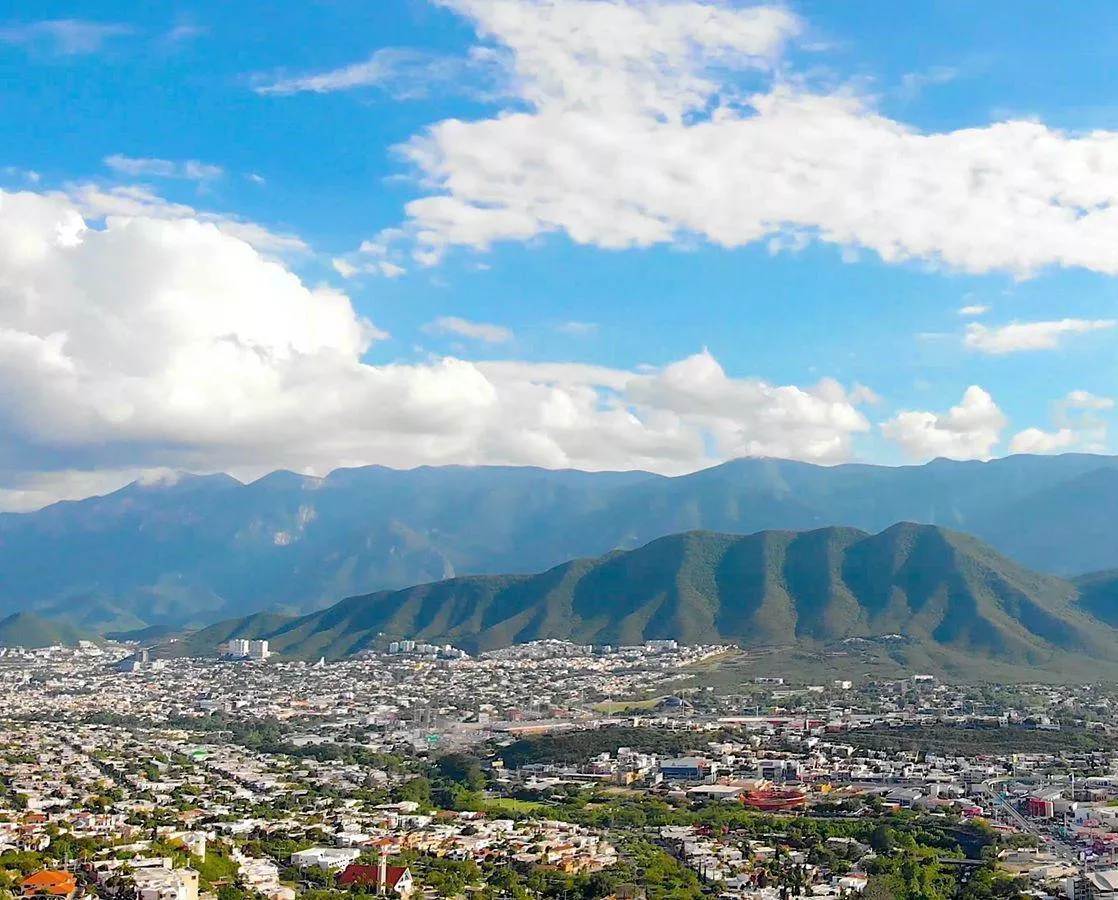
xmin=183 ymin=160 xmax=224 ymax=181
xmin=0 ymin=468 xmax=181 ymax=514
xmin=351 ymin=0 xmax=1118 ymax=275
xmin=0 ymin=19 xmax=132 ymax=55
xmin=330 ymin=257 xmax=407 ymax=279
xmin=0 ymin=188 xmax=879 ymax=510
xmin=2 ymin=167 xmax=42 ymax=185
xmin=332 ymin=257 xmax=360 ymax=278
xmin=438 ymin=0 xmax=798 ymax=117
xmin=64 ymin=183 xmax=309 ymax=255
xmin=881 ymin=386 xmax=1005 ymax=461
xmin=963 ymin=318 xmax=1116 ymax=354
xmin=1066 ymin=389 xmax=1114 ymax=411
xmin=1003 ymin=389 xmax=1116 ymax=456
xmin=957 ymin=305 xmax=989 ymax=317
xmin=558 ymin=321 xmax=597 ymax=335
xmin=476 ymin=351 xmax=872 ymax=466
xmin=1008 ymin=427 xmax=1078 ymax=455
xmin=898 ymin=66 xmax=960 ymax=102
xmin=255 ymin=46 xmax=502 ymax=99
xmin=476 ymin=360 xmax=634 ymax=391
xmin=105 ymin=155 xmax=224 ymax=181
xmin=257 ymin=47 xmax=414 ymax=95
xmin=423 ymin=316 xmax=514 ymax=343
xmin=849 ymin=384 xmax=882 ymax=405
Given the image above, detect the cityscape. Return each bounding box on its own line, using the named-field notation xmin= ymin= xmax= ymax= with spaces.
xmin=3 ymin=640 xmax=1118 ymax=897
xmin=6 ymin=0 xmax=1118 ymax=898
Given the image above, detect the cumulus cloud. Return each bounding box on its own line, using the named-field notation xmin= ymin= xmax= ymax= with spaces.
xmin=1066 ymin=389 xmax=1114 ymax=411
xmin=881 ymin=386 xmax=1006 ymax=461
xmin=0 ymin=189 xmax=880 ymax=510
xmin=963 ymin=318 xmax=1116 ymax=354
xmin=957 ymin=305 xmax=989 ymax=317
xmin=63 ymin=183 xmax=309 ymax=255
xmin=312 ymin=0 xmax=1118 ymax=275
xmin=1002 ymin=389 xmax=1115 ymax=457
xmin=423 ymin=316 xmax=514 ymax=343
xmin=105 ymin=154 xmax=224 ymax=181
xmin=1008 ymin=427 xmax=1078 ymax=454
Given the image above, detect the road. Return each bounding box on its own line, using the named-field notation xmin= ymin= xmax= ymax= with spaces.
xmin=993 ymin=794 xmax=1081 ymax=866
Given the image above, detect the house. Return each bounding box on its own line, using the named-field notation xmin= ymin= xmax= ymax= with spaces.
xmin=21 ymin=871 xmax=78 ymax=900
xmin=337 ymin=861 xmax=414 ymax=897
xmin=131 ymin=867 xmax=199 ymax=900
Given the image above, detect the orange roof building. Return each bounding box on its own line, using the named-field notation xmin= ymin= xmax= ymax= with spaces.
xmin=22 ymin=871 xmax=77 ymax=899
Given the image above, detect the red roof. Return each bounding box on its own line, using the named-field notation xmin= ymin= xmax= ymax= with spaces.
xmin=22 ymin=871 xmax=77 ymax=897
xmin=337 ymin=864 xmax=409 ymax=889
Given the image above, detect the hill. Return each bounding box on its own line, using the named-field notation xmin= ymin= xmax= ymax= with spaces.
xmin=170 ymin=524 xmax=1118 ymax=677
xmin=6 ymin=453 xmax=1118 ymax=629
xmin=1072 ymin=570 xmax=1118 ymax=627
xmin=163 ymin=612 xmax=296 ymax=659
xmin=0 ymin=612 xmax=96 ymax=649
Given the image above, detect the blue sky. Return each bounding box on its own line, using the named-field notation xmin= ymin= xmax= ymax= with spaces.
xmin=2 ymin=0 xmax=1118 ymax=508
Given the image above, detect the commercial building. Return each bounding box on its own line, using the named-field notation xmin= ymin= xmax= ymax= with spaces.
xmin=659 ymin=758 xmax=711 ymax=781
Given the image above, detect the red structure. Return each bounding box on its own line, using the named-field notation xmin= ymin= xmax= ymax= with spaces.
xmin=1025 ymin=797 xmax=1054 ymax=818
xmin=337 ymin=862 xmax=412 ymax=895
xmin=741 ymin=789 xmax=808 ymax=811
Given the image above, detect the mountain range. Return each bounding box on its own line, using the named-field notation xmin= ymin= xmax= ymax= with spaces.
xmin=166 ymin=523 xmax=1118 ymax=680
xmin=3 ymin=453 xmax=1118 ymax=631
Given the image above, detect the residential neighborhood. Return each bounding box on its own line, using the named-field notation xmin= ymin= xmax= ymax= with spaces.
xmin=0 ymin=640 xmax=1117 ymax=897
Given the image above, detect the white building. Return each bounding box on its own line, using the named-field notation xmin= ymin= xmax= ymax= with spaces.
xmin=225 ymin=639 xmax=251 ymax=658
xmin=224 ymin=639 xmax=269 ymax=659
xmin=290 ymin=847 xmax=361 ymax=872
xmin=132 ymin=867 xmax=199 ymax=900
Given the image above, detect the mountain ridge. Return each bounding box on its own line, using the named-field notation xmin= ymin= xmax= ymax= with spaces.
xmin=162 ymin=523 xmax=1118 ymax=678
xmin=6 ymin=453 xmax=1118 ymax=629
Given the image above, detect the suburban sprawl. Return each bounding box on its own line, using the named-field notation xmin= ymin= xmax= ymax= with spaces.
xmin=1 ymin=640 xmax=1118 ymax=899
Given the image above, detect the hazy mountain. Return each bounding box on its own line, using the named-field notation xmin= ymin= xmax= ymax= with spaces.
xmin=0 ymin=612 xmax=96 ymax=649
xmin=5 ymin=453 xmax=1118 ymax=628
xmin=968 ymin=468 xmax=1118 ymax=575
xmin=1073 ymin=570 xmax=1118 ymax=627
xmin=170 ymin=524 xmax=1118 ymax=674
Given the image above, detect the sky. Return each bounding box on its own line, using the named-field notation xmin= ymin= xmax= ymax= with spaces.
xmin=3 ymin=0 xmax=1118 ymax=511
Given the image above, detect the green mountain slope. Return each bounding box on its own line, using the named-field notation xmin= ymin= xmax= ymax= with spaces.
xmin=173 ymin=524 xmax=1117 ymax=671
xmin=0 ymin=612 xmax=95 ymax=648
xmin=164 ymin=611 xmax=297 ymax=658
xmin=8 ymin=453 xmax=1118 ymax=630
xmin=1073 ymin=570 xmax=1118 ymax=626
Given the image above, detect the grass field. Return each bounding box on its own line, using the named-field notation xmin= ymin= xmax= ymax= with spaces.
xmin=593 ymin=697 xmax=664 ymax=713
xmin=481 ymin=797 xmax=551 ymax=815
